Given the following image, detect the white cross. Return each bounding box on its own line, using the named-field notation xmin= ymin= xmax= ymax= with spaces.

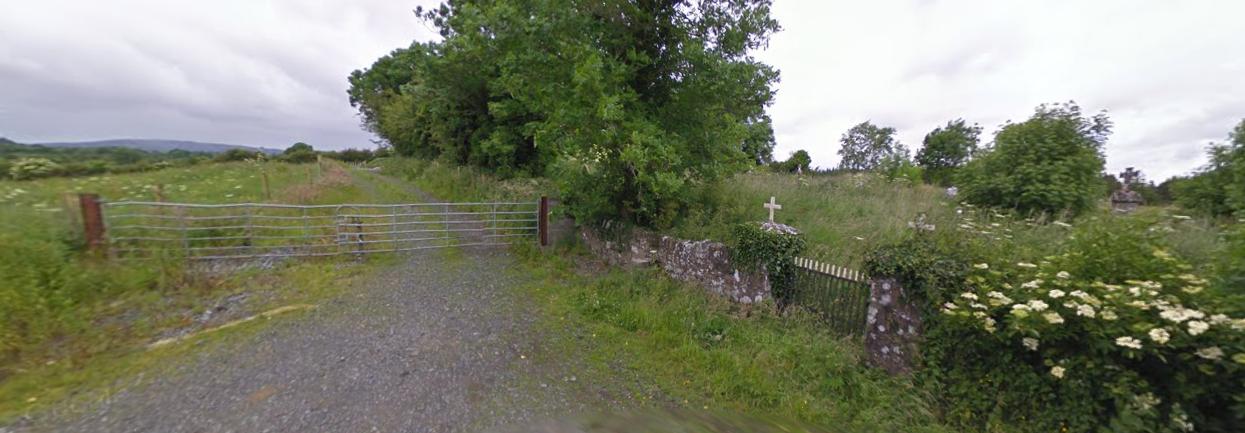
xmin=763 ymin=196 xmax=782 ymax=222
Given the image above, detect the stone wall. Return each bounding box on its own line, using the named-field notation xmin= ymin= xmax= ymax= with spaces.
xmin=578 ymin=225 xmax=770 ymax=304
xmin=863 ymin=277 xmax=923 ymax=375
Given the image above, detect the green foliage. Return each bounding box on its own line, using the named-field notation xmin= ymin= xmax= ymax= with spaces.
xmin=730 ymin=222 xmax=806 ymax=303
xmin=770 ymin=149 xmax=811 ymax=173
xmin=866 ymin=215 xmax=1244 ymax=433
xmin=8 ymin=158 xmax=61 ymax=180
xmin=280 ymin=142 xmax=317 ymax=164
xmin=284 ymin=142 xmax=313 ymax=154
xmin=213 ymin=148 xmax=261 ymax=162
xmin=837 ymin=121 xmax=907 ymax=171
xmin=348 ymin=0 xmax=781 ymax=227
xmin=322 ymin=148 xmax=383 ymax=163
xmin=957 ymin=101 xmax=1111 ymax=217
xmin=879 ymin=154 xmax=924 ymax=184
xmin=518 ymin=251 xmax=951 ymax=432
xmin=1172 ymin=119 xmax=1245 ymax=217
xmin=916 ymin=119 xmax=981 ymax=186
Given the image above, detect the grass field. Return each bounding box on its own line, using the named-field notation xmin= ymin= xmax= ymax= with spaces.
xmin=0 ymin=159 xmax=429 ymax=420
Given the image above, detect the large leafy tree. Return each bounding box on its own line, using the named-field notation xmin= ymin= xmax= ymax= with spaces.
xmin=348 ymin=0 xmax=781 ymax=227
xmin=1172 ymin=119 xmax=1245 ymax=217
xmin=837 ymin=121 xmax=905 ymax=171
xmin=915 ymin=119 xmax=981 ymax=186
xmin=957 ymin=102 xmax=1112 ymax=216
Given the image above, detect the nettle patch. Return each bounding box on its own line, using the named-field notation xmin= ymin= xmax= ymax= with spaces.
xmin=935 ymin=250 xmax=1243 ymax=432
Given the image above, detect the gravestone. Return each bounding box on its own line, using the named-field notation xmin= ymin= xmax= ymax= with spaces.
xmin=1110 ymin=185 xmax=1143 ymax=213
xmin=864 ymin=277 xmax=922 ymax=375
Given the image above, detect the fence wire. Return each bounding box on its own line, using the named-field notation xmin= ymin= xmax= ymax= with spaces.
xmin=103 ymin=200 xmax=540 ymax=260
xmin=788 ymin=257 xmax=870 ymax=336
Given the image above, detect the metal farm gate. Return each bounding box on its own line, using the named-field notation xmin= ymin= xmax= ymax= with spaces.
xmin=85 ymin=197 xmax=547 ymax=260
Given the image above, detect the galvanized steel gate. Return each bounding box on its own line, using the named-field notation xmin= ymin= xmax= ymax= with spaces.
xmin=97 ymin=199 xmax=545 ymax=260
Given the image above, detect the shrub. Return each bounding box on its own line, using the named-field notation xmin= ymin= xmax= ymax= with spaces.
xmin=8 ymin=158 xmax=61 ymax=180
xmin=731 ymin=222 xmax=806 ymax=304
xmin=957 ymin=101 xmax=1111 ymax=216
xmin=867 ymin=217 xmax=1244 ymax=433
xmin=213 ymin=148 xmax=261 ymax=162
xmin=916 ymin=119 xmax=982 ymax=186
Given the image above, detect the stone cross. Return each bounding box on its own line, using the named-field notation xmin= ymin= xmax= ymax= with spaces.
xmin=763 ymin=196 xmax=782 ymax=222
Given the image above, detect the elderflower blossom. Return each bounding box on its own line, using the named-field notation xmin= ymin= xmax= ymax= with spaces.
xmin=1115 ymin=336 xmax=1143 ymax=349
xmin=1208 ymin=314 xmax=1231 ymax=326
xmin=1022 ymin=337 xmax=1039 ymax=351
xmin=1100 ymin=309 xmax=1118 ymax=321
xmin=1195 ymin=346 xmax=1224 ymax=360
xmin=983 ymin=317 xmax=997 ymax=333
xmin=1148 ymin=328 xmax=1170 ymax=344
xmin=1127 ymin=300 xmax=1150 ymax=309
xmin=1050 ymin=365 xmax=1065 ymax=378
xmin=1076 ymin=304 xmax=1096 ymax=318
xmin=1187 ymin=320 xmax=1209 ymax=336
xmin=1022 ymin=279 xmax=1043 ymax=289
xmin=960 ymin=292 xmax=979 ymax=301
xmin=986 ymin=291 xmax=1012 ymax=306
xmin=973 ymin=263 xmax=989 ymax=270
xmin=1043 ymin=312 xmax=1064 ymax=324
xmin=1048 ymin=289 xmax=1065 ymax=299
xmin=1056 ymin=271 xmax=1071 ymax=279
xmin=1016 ymin=262 xmax=1037 ymax=268
xmin=1027 ymin=299 xmax=1049 ymax=312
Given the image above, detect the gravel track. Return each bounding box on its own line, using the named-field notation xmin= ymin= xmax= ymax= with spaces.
xmin=18 ymin=248 xmax=613 ymax=433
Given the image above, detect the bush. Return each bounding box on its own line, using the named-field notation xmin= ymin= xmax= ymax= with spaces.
xmin=8 ymin=158 xmax=61 ymax=180
xmin=213 ymin=148 xmax=261 ymax=163
xmin=866 ymin=218 xmax=1244 ymax=433
xmin=731 ymin=222 xmax=806 ymax=304
xmin=280 ymin=149 xmax=317 ymax=164
xmin=957 ymin=102 xmax=1111 ymax=217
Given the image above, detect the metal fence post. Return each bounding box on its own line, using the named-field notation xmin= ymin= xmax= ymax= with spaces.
xmin=78 ymin=193 xmax=106 ymax=257
xmin=538 ymin=196 xmax=549 ymax=247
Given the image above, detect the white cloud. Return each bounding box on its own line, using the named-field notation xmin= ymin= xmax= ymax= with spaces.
xmin=0 ymin=0 xmax=1241 ymax=181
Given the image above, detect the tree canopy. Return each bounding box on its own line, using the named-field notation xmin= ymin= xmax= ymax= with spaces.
xmin=348 ymin=0 xmax=781 ymax=227
xmin=915 ymin=119 xmax=981 ymax=186
xmin=837 ymin=121 xmax=905 ymax=171
xmin=957 ymin=101 xmax=1112 ymax=216
xmin=1172 ymin=118 xmax=1245 ymax=217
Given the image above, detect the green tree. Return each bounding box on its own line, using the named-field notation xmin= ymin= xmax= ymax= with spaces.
xmin=349 ymin=0 xmax=782 ymax=227
xmin=771 ymin=149 xmax=811 ymax=173
xmin=837 ymin=121 xmax=906 ymax=171
xmin=957 ymin=101 xmax=1111 ymax=216
xmin=915 ymin=119 xmax=981 ymax=186
xmin=284 ymin=142 xmax=313 ymax=154
xmin=1173 ymin=119 xmax=1245 ymax=217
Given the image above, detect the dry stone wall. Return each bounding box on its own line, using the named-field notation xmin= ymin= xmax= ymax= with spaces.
xmin=579 ymin=225 xmax=770 ymax=304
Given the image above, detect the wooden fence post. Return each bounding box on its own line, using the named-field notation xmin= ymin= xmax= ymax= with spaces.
xmin=78 ymin=193 xmax=106 ymax=257
xmin=261 ymin=170 xmax=272 ymax=200
xmin=538 ymin=196 xmax=549 ymax=247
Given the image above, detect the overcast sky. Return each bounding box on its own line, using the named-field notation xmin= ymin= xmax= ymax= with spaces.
xmin=2 ymin=1 xmax=1242 ymax=181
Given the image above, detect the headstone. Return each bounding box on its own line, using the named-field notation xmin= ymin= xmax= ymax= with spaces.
xmin=1110 ymin=185 xmax=1143 ymax=213
xmin=864 ymin=277 xmax=923 ymax=375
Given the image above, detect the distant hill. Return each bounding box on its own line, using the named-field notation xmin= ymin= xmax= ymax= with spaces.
xmin=34 ymin=139 xmax=281 ymax=155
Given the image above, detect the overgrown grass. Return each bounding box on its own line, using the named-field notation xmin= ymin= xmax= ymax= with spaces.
xmin=373 ymin=157 xmax=554 ymax=203
xmin=515 ymin=245 xmax=952 ymax=433
xmin=673 ymin=171 xmax=1225 ymax=270
xmin=0 ymin=159 xmax=427 ymax=420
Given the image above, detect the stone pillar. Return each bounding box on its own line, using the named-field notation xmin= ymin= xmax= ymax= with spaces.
xmin=864 ymin=277 xmax=922 ymax=375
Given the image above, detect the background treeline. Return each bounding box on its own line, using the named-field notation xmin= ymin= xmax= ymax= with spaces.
xmin=2 ymin=137 xmax=387 ymax=181
xmin=348 ymin=0 xmax=781 ymax=227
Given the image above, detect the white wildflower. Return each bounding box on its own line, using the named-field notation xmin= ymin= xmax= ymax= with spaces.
xmin=960 ymin=292 xmax=979 ymax=301
xmin=970 ymin=303 xmax=987 ymax=310
xmin=1148 ymin=328 xmax=1170 ymax=344
xmin=1022 ymin=337 xmax=1039 ymax=351
xmin=983 ymin=317 xmax=997 ymax=333
xmin=1053 ymin=221 xmax=1072 ymax=227
xmin=986 ymin=291 xmax=1013 ymax=306
xmin=1100 ymin=309 xmax=1118 ymax=321
xmin=1022 ymin=279 xmax=1043 ymax=289
xmin=1115 ymin=336 xmax=1143 ymax=350
xmin=1043 ymin=312 xmax=1064 ymax=324
xmin=1187 ymin=320 xmax=1209 ymax=336
xmin=1182 ymin=285 xmax=1204 ymax=294
xmin=1070 ymin=290 xmax=1089 ymax=299
xmin=1016 ymin=262 xmax=1037 ymax=268
xmin=1195 ymin=346 xmax=1224 ymax=360
xmin=1050 ymin=365 xmax=1065 ymax=379
xmin=1056 ymin=271 xmax=1071 ymax=279
xmin=1209 ymin=314 xmax=1231 ymax=326
xmin=1048 ymin=289 xmax=1065 ymax=299
xmin=1026 ymin=299 xmax=1049 ymax=312
xmin=1127 ymin=300 xmax=1150 ymax=309
xmin=1076 ymin=304 xmax=1096 ymax=318
xmin=973 ymin=263 xmax=989 ymax=270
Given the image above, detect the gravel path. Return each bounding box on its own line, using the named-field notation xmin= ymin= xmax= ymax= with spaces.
xmin=19 ymin=248 xmax=621 ymax=433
